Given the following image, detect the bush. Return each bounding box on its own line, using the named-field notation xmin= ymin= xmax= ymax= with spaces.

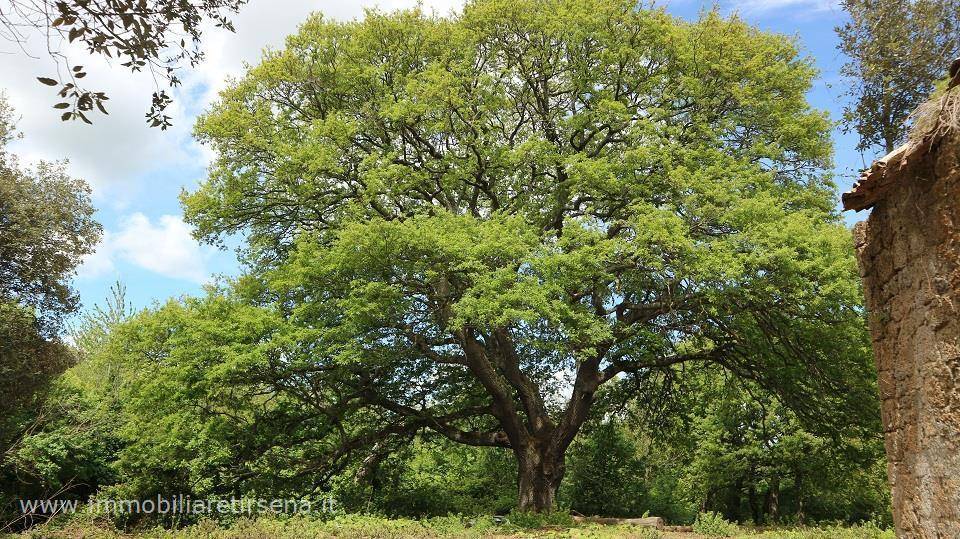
xmin=24 ymin=514 xmax=478 ymax=539
xmin=692 ymin=511 xmax=740 ymax=536
xmin=750 ymin=521 xmax=894 ymax=539
xmin=563 ymin=422 xmax=647 ymax=518
xmin=331 ymin=439 xmax=517 ymax=517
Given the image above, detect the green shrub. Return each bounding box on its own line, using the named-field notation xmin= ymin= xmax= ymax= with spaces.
xmin=748 ymin=521 xmax=894 ymax=539
xmin=564 ymin=422 xmax=648 ymax=518
xmin=331 ymin=439 xmax=517 ymax=517
xmin=693 ymin=511 xmax=740 ymax=536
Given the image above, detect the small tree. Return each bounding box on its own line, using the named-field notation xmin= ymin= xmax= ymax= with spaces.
xmin=836 ymin=0 xmax=960 ymax=154
xmin=178 ymin=0 xmax=874 ymax=512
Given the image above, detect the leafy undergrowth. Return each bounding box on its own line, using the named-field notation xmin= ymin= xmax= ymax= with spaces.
xmin=11 ymin=513 xmax=658 ymax=539
xmin=9 ymin=513 xmax=893 ymax=539
xmin=686 ymin=511 xmax=893 ymax=539
xmin=692 ymin=511 xmax=741 ymax=536
xmin=739 ymin=522 xmax=894 ymax=539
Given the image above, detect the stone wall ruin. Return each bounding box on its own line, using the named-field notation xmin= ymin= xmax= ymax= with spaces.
xmin=843 ymin=62 xmax=960 ymax=538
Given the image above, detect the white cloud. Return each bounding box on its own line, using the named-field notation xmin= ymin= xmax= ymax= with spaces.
xmin=78 ymin=213 xmax=210 ymax=283
xmin=728 ymin=0 xmax=841 ymax=15
xmin=10 ymin=0 xmax=467 ymax=289
xmin=183 ymin=0 xmax=467 ymax=114
xmin=1 ymin=32 xmax=197 ymax=205
xmin=76 ymin=240 xmax=117 ymax=282
xmin=0 ymin=0 xmax=467 ymax=207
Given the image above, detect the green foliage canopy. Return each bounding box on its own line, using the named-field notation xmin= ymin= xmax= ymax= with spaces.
xmin=173 ymin=0 xmax=873 ymax=511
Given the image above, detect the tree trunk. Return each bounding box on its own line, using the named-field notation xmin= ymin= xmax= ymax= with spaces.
xmin=764 ymin=476 xmax=780 ymax=523
xmin=748 ymin=483 xmax=761 ymax=524
xmin=516 ymin=444 xmax=564 ymax=512
xmin=747 ymin=463 xmax=760 ymax=524
xmin=795 ymin=470 xmax=805 ymax=525
xmin=728 ymin=477 xmax=744 ymax=522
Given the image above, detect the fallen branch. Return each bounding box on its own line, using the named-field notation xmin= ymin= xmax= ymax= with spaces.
xmin=571 ymin=515 xmax=664 ymax=529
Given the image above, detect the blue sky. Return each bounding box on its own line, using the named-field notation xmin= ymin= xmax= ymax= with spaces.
xmin=0 ymin=0 xmax=875 ymax=318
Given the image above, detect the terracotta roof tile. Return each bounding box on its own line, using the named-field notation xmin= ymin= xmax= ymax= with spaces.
xmin=842 ymin=58 xmax=960 ymax=212
xmin=841 ymin=139 xmax=935 ymax=211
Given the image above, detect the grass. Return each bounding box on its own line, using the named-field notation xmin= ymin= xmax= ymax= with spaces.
xmin=739 ymin=522 xmax=894 ymax=539
xmin=8 ymin=513 xmax=659 ymax=539
xmin=5 ymin=513 xmax=894 ymax=539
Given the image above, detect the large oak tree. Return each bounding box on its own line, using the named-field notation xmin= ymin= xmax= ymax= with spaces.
xmin=153 ymin=0 xmax=874 ymax=511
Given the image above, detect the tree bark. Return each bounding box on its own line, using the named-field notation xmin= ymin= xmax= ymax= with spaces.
xmin=748 ymin=483 xmax=761 ymax=524
xmin=764 ymin=475 xmax=780 ymax=523
xmin=795 ymin=470 xmax=805 ymax=525
xmin=516 ymin=443 xmax=565 ymax=512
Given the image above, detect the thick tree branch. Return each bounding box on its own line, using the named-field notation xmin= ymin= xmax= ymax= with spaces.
xmin=599 ymin=346 xmax=735 ymax=384
xmin=457 ymin=327 xmax=529 ymax=446
xmin=550 ymin=348 xmax=606 ymax=456
xmin=367 ymin=396 xmax=510 ymax=448
xmin=491 ymin=328 xmax=554 ymax=435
